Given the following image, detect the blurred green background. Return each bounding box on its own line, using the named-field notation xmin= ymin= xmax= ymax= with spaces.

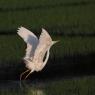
xmin=0 ymin=0 xmax=95 ymax=78
xmin=0 ymin=0 xmax=95 ymax=59
xmin=0 ymin=0 xmax=95 ymax=95
xmin=0 ymin=0 xmax=95 ymax=35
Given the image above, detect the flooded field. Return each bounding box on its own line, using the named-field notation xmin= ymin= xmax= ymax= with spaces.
xmin=0 ymin=76 xmax=95 ymax=95
xmin=0 ymin=0 xmax=95 ymax=94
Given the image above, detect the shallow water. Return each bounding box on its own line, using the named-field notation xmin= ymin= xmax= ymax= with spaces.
xmin=0 ymin=77 xmax=95 ymax=95
xmin=0 ymin=80 xmax=47 ymax=95
xmin=0 ymin=79 xmax=73 ymax=95
xmin=0 ymin=80 xmax=64 ymax=95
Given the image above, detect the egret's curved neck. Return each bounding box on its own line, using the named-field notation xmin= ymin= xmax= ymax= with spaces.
xmin=42 ymin=48 xmax=50 ymax=68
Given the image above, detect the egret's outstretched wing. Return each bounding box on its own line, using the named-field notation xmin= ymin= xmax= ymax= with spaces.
xmin=33 ymin=28 xmax=52 ymax=64
xmin=17 ymin=27 xmax=38 ymax=60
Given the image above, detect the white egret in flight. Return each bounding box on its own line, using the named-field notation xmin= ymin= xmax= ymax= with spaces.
xmin=17 ymin=27 xmax=58 ymax=80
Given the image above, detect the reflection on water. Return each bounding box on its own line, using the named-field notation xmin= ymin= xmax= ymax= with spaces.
xmin=0 ymin=77 xmax=95 ymax=95
xmin=29 ymin=89 xmax=45 ymax=95
xmin=0 ymin=80 xmax=46 ymax=95
xmin=20 ymin=81 xmax=46 ymax=95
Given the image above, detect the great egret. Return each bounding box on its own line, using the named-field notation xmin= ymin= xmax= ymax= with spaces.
xmin=17 ymin=27 xmax=58 ymax=80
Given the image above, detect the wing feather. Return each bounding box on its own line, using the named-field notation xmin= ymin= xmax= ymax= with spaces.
xmin=33 ymin=28 xmax=52 ymax=63
xmin=17 ymin=26 xmax=38 ymax=60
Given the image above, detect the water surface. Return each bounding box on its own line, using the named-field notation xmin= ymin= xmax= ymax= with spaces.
xmin=0 ymin=77 xmax=95 ymax=95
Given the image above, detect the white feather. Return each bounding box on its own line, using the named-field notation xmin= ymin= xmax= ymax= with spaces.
xmin=17 ymin=27 xmax=38 ymax=60
xmin=17 ymin=27 xmax=58 ymax=80
xmin=32 ymin=28 xmax=52 ymax=68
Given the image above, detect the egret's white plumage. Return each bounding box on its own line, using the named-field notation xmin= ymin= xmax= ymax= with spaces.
xmin=17 ymin=27 xmax=58 ymax=80
xmin=17 ymin=27 xmax=38 ymax=60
